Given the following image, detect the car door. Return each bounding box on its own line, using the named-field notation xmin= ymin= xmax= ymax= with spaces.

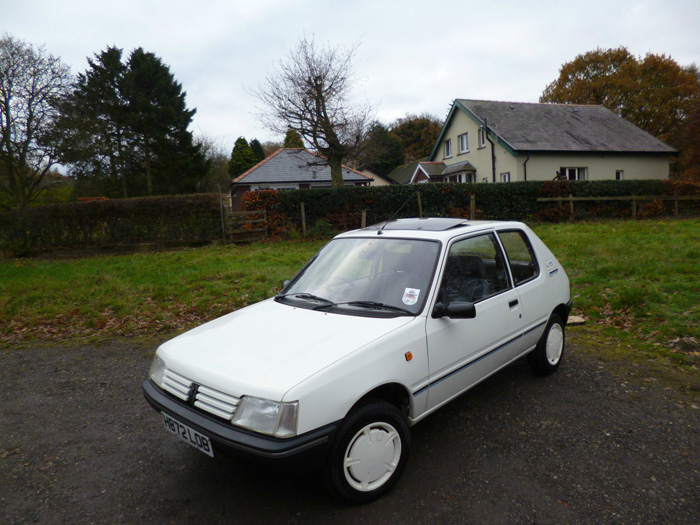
xmin=424 ymin=232 xmax=524 ymax=412
xmin=496 ymin=229 xmax=549 ymax=352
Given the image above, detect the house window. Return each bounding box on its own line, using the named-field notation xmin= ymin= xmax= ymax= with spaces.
xmin=444 ymin=139 xmax=452 ymax=158
xmin=560 ymin=167 xmax=587 ymax=181
xmin=458 ymin=133 xmax=469 ymax=153
xmin=478 ymin=128 xmax=486 ymax=148
xmin=616 ymin=170 xmax=624 ymax=180
xmin=500 ymin=172 xmax=511 ymax=182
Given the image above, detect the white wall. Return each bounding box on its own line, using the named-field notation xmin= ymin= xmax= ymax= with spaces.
xmin=517 ymin=153 xmax=671 ymax=181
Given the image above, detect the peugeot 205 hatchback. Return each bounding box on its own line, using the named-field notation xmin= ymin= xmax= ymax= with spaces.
xmin=143 ymin=218 xmax=572 ymax=502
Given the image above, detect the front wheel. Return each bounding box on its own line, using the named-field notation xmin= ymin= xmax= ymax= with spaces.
xmin=325 ymin=402 xmax=410 ymax=503
xmin=528 ymin=313 xmax=565 ymax=375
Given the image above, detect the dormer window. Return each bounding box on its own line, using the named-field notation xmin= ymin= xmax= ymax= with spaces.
xmin=444 ymin=139 xmax=452 ymax=158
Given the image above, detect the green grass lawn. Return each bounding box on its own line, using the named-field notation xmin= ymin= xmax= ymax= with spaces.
xmin=535 ymin=218 xmax=700 ymax=372
xmin=1 ymin=219 xmax=699 ymax=373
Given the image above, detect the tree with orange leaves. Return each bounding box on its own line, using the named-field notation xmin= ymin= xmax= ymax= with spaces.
xmin=540 ymin=47 xmax=699 ymax=145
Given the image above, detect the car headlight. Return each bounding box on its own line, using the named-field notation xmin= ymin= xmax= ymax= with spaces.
xmin=231 ymin=396 xmax=298 ymax=438
xmin=149 ymin=355 xmax=166 ymax=388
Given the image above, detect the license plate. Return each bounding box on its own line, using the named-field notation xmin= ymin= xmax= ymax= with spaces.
xmin=161 ymin=412 xmax=214 ymax=457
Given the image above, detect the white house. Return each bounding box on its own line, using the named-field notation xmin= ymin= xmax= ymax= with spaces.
xmin=414 ymin=99 xmax=676 ymax=184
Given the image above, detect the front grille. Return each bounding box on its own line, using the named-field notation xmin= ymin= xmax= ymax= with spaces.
xmin=162 ymin=369 xmax=240 ymax=421
xmin=162 ymin=369 xmax=192 ymax=401
xmin=195 ymin=386 xmax=240 ymax=420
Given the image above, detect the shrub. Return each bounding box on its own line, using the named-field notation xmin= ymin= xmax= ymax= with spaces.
xmin=307 ymin=219 xmax=334 ymax=239
xmin=0 ymin=194 xmax=222 ymax=253
xmin=241 ymin=190 xmax=286 ymax=237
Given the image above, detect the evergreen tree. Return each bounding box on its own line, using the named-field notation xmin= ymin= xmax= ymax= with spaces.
xmin=283 ymin=128 xmax=304 ymax=148
xmin=123 ymin=48 xmax=204 ymax=195
xmin=359 ymin=122 xmax=405 ymax=174
xmin=249 ymin=138 xmax=265 ymax=161
xmin=56 ymin=47 xmax=131 ymax=197
xmin=57 ymin=46 xmax=207 ymax=198
xmin=228 ymin=137 xmax=258 ymax=178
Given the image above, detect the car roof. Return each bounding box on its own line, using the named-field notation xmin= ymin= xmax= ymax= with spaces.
xmin=336 ymin=218 xmax=528 ymax=242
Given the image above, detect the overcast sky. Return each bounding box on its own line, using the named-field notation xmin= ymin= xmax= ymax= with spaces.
xmin=3 ymin=0 xmax=699 ymax=153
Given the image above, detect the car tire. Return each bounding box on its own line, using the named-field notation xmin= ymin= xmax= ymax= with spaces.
xmin=325 ymin=402 xmax=410 ymax=503
xmin=528 ymin=313 xmax=565 ymax=375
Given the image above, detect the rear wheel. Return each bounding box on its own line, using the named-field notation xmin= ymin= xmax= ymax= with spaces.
xmin=325 ymin=402 xmax=410 ymax=503
xmin=528 ymin=313 xmax=565 ymax=375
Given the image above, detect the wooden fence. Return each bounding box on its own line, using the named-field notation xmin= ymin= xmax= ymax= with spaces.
xmin=297 ymin=193 xmax=478 ymax=233
xmin=222 ymin=209 xmax=268 ymax=241
xmin=537 ymin=194 xmax=700 ymax=220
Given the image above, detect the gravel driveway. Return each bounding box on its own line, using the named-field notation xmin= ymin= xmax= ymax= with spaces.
xmin=1 ymin=332 xmax=699 ymax=524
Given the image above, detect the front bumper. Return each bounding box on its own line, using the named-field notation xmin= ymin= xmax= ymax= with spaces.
xmin=142 ymin=379 xmax=338 ymax=463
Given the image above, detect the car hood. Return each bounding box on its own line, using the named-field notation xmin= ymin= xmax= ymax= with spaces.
xmin=157 ymin=299 xmax=417 ymax=400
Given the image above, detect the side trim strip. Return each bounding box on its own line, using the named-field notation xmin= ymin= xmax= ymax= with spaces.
xmin=413 ymin=319 xmax=547 ymax=397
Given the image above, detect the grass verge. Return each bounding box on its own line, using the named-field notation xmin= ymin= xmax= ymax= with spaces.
xmin=1 ymin=219 xmax=698 ymax=382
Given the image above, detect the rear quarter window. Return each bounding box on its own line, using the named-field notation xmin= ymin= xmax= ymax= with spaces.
xmin=498 ymin=230 xmax=539 ymax=286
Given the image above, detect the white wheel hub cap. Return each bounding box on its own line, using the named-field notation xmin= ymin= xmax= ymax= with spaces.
xmin=546 ymin=323 xmax=564 ymax=365
xmin=343 ymin=422 xmax=402 ymax=492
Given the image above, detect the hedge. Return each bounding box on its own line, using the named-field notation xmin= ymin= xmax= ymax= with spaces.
xmin=2 ymin=181 xmax=698 ymax=253
xmin=273 ymin=179 xmax=700 ymax=230
xmin=0 ymin=194 xmax=222 ymax=253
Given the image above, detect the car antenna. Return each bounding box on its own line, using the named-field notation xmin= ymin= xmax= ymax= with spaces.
xmin=378 ymin=189 xmax=421 ymax=235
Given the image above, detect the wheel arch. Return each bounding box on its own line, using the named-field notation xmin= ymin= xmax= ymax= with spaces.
xmin=553 ymin=303 xmax=570 ymax=325
xmin=349 ymin=382 xmax=412 ymax=419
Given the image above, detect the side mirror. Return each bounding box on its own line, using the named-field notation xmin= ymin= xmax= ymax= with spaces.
xmin=432 ymin=301 xmax=476 ymax=319
xmin=281 ymin=280 xmax=290 ymax=291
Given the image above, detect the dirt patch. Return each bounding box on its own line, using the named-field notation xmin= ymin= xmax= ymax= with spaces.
xmin=1 ymin=334 xmax=699 ymax=523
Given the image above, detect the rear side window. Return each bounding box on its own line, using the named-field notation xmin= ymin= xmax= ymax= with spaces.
xmin=498 ymin=230 xmax=539 ymax=286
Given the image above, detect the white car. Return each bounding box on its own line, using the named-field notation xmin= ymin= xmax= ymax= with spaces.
xmin=143 ymin=218 xmax=571 ymax=502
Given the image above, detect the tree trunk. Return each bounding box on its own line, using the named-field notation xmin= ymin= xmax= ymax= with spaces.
xmin=328 ymin=151 xmax=344 ymax=188
xmin=144 ymin=136 xmax=153 ymax=195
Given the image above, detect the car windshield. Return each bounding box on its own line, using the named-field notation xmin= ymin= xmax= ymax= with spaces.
xmin=277 ymin=237 xmax=440 ymax=316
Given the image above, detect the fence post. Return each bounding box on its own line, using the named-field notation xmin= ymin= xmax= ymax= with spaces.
xmin=417 ymin=192 xmax=423 ymax=218
xmin=569 ymin=194 xmax=574 ymax=221
xmin=632 ymin=198 xmax=637 ymax=219
xmin=218 ymin=187 xmax=226 ymax=240
xmin=301 ymin=202 xmax=307 ymax=236
xmin=470 ymin=194 xmax=475 ymax=220
xmin=674 ymin=194 xmax=679 ymax=216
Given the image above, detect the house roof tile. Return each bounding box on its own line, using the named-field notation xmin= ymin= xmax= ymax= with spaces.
xmin=455 ymin=99 xmax=676 ymax=154
xmin=232 ymin=148 xmax=372 ymax=185
xmin=388 ymin=158 xmax=427 ymax=184
xmin=418 ymin=161 xmax=446 ymax=176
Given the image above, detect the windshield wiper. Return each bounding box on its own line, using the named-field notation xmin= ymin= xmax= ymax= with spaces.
xmin=275 ymin=293 xmax=334 ymax=305
xmin=331 ymin=300 xmax=414 ymax=315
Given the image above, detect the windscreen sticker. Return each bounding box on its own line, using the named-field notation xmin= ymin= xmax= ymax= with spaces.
xmin=403 ymin=288 xmax=420 ymax=306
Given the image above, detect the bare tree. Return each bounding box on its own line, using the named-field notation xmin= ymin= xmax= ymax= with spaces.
xmin=255 ymin=37 xmax=372 ymax=187
xmin=261 ymin=140 xmax=283 ymax=157
xmin=0 ymin=34 xmax=71 ymax=211
xmin=194 ymin=134 xmax=230 ymax=192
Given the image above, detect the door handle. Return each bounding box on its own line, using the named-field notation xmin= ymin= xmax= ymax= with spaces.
xmin=509 ymin=299 xmax=519 ymax=308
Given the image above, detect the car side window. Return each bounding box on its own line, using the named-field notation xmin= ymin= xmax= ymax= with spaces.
xmin=497 ymin=230 xmax=539 ymax=286
xmin=439 ymin=233 xmax=510 ymax=303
